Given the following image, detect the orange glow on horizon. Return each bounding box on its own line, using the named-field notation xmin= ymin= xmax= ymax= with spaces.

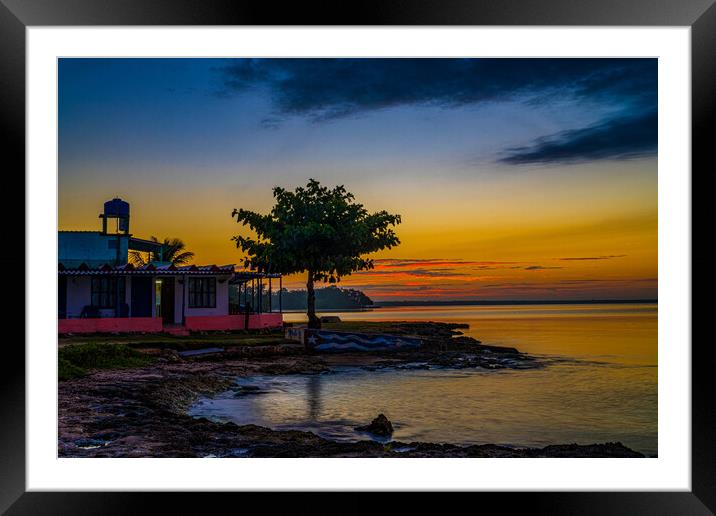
xmin=59 ymin=160 xmax=657 ymax=301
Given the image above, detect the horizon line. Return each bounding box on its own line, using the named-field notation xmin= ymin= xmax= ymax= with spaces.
xmin=370 ymin=298 xmax=657 ymax=305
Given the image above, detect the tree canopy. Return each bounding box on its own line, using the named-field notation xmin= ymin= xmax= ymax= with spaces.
xmin=232 ymin=179 xmax=401 ymax=327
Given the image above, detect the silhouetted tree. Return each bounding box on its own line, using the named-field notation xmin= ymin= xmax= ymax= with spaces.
xmin=232 ymin=179 xmax=400 ymax=328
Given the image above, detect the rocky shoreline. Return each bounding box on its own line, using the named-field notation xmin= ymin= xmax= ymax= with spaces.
xmin=58 ymin=322 xmax=644 ymax=458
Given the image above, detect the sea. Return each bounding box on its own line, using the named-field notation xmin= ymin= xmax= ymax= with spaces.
xmin=188 ymin=303 xmax=658 ymax=456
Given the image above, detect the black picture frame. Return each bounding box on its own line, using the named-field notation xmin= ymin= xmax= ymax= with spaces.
xmin=1 ymin=0 xmax=707 ymax=512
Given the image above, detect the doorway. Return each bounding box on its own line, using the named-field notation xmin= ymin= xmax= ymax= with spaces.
xmin=155 ymin=277 xmax=176 ymax=325
xmin=131 ymin=276 xmax=153 ymax=317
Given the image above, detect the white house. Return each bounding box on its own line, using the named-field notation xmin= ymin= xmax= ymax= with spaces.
xmin=58 ymin=198 xmax=283 ymax=335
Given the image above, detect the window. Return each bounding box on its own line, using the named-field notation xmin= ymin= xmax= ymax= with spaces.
xmin=91 ymin=277 xmax=125 ymax=308
xmin=188 ymin=277 xmax=216 ymax=308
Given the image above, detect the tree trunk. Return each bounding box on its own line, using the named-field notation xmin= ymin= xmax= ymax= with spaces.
xmin=306 ymin=271 xmax=321 ymax=329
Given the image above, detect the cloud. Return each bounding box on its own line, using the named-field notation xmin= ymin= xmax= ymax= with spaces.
xmin=524 ymin=265 xmax=564 ymax=270
xmin=403 ymin=269 xmax=470 ymax=278
xmin=558 ymin=255 xmax=627 ymax=261
xmin=481 ymin=278 xmax=655 ymax=291
xmin=215 ymin=58 xmax=657 ymax=166
xmin=498 ymin=110 xmax=657 ymax=165
xmin=373 ymin=258 xmax=519 ymax=268
xmin=557 ymin=277 xmax=656 ymax=284
xmin=216 ymin=58 xmax=656 ymax=123
xmin=355 ymin=267 xmax=470 ymax=278
xmin=351 ymin=257 xmax=511 ymax=284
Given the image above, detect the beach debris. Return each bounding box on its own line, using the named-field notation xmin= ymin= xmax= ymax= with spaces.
xmin=355 ymin=413 xmax=394 ymax=437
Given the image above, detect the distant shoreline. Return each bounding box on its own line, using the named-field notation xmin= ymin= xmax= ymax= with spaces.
xmin=279 ymin=300 xmax=658 ymax=313
xmin=372 ymin=299 xmax=657 ymax=308
xmin=278 ymin=299 xmax=658 ymax=313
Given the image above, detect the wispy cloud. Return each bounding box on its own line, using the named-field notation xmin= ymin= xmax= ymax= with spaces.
xmin=373 ymin=258 xmax=520 ymax=268
xmin=524 ymin=265 xmax=564 ymax=271
xmin=355 ymin=267 xmax=470 ymax=278
xmin=559 ymin=255 xmax=627 ymax=261
xmin=349 ymin=257 xmax=516 ymax=287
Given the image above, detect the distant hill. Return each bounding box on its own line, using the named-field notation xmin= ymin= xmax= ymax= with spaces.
xmin=272 ymin=286 xmax=373 ymax=310
xmin=235 ymin=284 xmax=656 ymax=311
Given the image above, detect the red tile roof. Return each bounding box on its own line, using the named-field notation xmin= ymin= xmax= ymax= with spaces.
xmin=57 ymin=263 xmax=281 ymax=279
xmin=58 ymin=263 xmax=236 ymax=276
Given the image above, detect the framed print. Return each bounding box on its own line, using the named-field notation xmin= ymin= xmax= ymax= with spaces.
xmin=2 ymin=0 xmax=708 ymax=512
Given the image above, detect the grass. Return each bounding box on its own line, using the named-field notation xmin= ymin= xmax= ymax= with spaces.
xmin=56 ymin=322 xmax=432 ymax=381
xmin=58 ymin=357 xmax=86 ymax=381
xmin=58 ymin=342 xmax=153 ymax=381
xmin=57 ymin=331 xmax=298 ymax=380
xmin=59 ymin=330 xmax=292 ymax=351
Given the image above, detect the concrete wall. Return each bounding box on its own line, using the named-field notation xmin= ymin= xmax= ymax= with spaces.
xmin=151 ymin=276 xmax=229 ymax=324
xmin=184 ymin=313 xmax=283 ymax=331
xmin=59 ymin=232 xmax=130 ymax=267
xmin=173 ymin=276 xmax=183 ymax=324
xmin=65 ymin=277 xmax=92 ymax=318
xmin=58 ymin=313 xmax=281 ymax=334
xmin=60 ymin=273 xmax=281 ymax=332
xmin=141 ymin=275 xmax=231 ymax=324
xmin=183 ymin=278 xmax=229 ymax=318
xmin=64 ymin=276 xmax=129 ymax=318
xmin=151 ymin=277 xmax=157 ymax=318
xmin=59 ymin=317 xmax=162 ymax=334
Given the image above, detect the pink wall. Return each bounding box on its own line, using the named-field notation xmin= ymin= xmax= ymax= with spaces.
xmin=58 ymin=317 xmax=162 ymax=334
xmin=184 ymin=313 xmax=283 ymax=331
xmin=58 ymin=313 xmax=283 ymax=334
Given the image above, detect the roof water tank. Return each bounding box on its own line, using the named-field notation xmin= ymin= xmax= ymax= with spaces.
xmin=104 ymin=198 xmax=130 ymax=218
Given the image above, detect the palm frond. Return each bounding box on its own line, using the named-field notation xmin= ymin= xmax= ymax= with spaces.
xmin=172 ymin=251 xmax=195 ymax=265
xmin=140 ymin=236 xmax=195 ymax=265
xmin=129 ymin=250 xmax=148 ymax=266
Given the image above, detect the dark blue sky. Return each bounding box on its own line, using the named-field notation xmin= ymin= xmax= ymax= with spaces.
xmin=59 ymin=58 xmax=656 ymax=170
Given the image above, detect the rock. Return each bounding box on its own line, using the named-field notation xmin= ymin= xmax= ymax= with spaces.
xmin=74 ymin=438 xmax=109 ymax=449
xmin=236 ymin=385 xmax=261 ymax=392
xmin=320 ymin=316 xmax=341 ymax=323
xmin=161 ymin=349 xmax=182 ymax=363
xmin=258 ymin=359 xmax=329 ymax=375
xmin=538 ymin=441 xmax=644 ymax=458
xmin=355 ymin=414 xmax=394 ymax=437
xmin=57 ymin=358 xmax=645 ymax=458
xmin=232 ymin=385 xmax=264 ymax=397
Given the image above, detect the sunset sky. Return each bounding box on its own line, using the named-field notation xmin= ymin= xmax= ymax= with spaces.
xmin=58 ymin=58 xmax=657 ymax=301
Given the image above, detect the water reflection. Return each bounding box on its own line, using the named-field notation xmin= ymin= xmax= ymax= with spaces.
xmin=306 ymin=374 xmax=323 ymax=421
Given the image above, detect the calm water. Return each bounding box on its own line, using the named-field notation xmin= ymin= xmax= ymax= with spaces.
xmin=189 ymin=304 xmax=657 ymax=455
